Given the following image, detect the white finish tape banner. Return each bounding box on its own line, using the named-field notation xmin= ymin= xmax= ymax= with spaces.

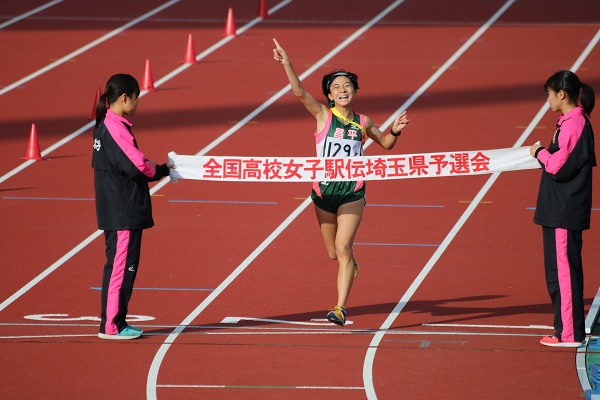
xmin=167 ymin=146 xmax=540 ymax=183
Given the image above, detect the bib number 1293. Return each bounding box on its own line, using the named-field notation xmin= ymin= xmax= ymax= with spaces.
xmin=325 ymin=137 xmax=362 ymax=158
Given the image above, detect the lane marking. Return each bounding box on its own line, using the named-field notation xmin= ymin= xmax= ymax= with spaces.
xmin=585 ymin=286 xmax=600 ymax=334
xmin=5 ymin=15 xmax=599 ymax=28
xmin=367 ymin=203 xmax=444 ymax=208
xmin=186 ymin=329 xmax=546 ymax=338
xmin=0 ymin=326 xmax=548 ymax=340
xmin=221 ymin=316 xmax=354 ymax=326
xmin=168 ymin=199 xmax=277 ymax=205
xmin=0 ymin=334 xmax=97 ymax=339
xmin=89 ymin=287 xmax=214 ymax=292
xmin=527 ymin=207 xmax=600 ymax=211
xmin=146 ymin=2 xmax=408 ymax=398
xmin=0 ymin=230 xmax=103 ymax=313
xmin=362 ymin=2 xmax=519 ymax=398
xmin=0 ymin=0 xmax=293 ymax=313
xmin=458 ymin=200 xmax=493 ymax=204
xmin=23 ymin=314 xmax=155 ymax=322
xmin=422 ymin=323 xmax=554 ymax=330
xmin=156 ymin=384 xmax=364 ymax=390
xmin=364 ymin=20 xmax=600 ymax=400
xmin=0 ymin=314 xmax=555 ymax=341
xmin=355 ymin=242 xmax=439 ymax=247
xmin=2 ymin=196 xmax=93 ymax=201
xmin=0 ymin=0 xmax=181 ymax=97
xmin=0 ymin=0 xmax=290 ymax=188
xmin=0 ymin=0 xmax=63 ymax=30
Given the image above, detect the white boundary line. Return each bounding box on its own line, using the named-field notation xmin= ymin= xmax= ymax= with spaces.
xmin=0 ymin=0 xmax=292 ymax=188
xmin=363 ymin=20 xmax=600 ymax=400
xmin=0 ymin=231 xmax=102 ymax=313
xmin=362 ymin=1 xmax=517 ymax=398
xmin=580 ymin=269 xmax=600 ymax=395
xmin=0 ymin=0 xmax=63 ymax=30
xmin=156 ymin=384 xmax=364 ymax=390
xmin=0 ymin=334 xmax=97 ymax=339
xmin=0 ymin=0 xmax=293 ymax=312
xmin=145 ymin=1 xmax=408 ymax=399
xmin=585 ymin=287 xmax=600 ymax=335
xmin=0 ymin=0 xmax=179 ymax=185
xmin=3 ymin=0 xmax=597 ymax=396
xmin=0 ymin=326 xmax=550 ymax=341
xmin=0 ymin=0 xmax=181 ymax=97
xmin=423 ymin=323 xmax=554 ymax=330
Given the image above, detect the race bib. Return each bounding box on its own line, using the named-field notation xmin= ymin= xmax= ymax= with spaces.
xmin=324 ymin=137 xmax=363 ymax=158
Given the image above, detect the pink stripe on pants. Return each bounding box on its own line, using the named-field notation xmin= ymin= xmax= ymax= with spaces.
xmin=105 ymin=230 xmax=130 ymax=334
xmin=555 ymin=228 xmax=575 ymax=341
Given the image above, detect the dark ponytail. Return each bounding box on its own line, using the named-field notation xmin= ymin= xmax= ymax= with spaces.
xmin=95 ymin=74 xmax=141 ymax=127
xmin=544 ymin=70 xmax=596 ymax=116
xmin=581 ymin=83 xmax=595 ymax=116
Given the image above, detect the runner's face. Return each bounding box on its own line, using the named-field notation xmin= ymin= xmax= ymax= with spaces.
xmin=328 ymin=76 xmax=355 ymax=106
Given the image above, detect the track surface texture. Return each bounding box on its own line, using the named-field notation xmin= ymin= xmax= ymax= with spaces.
xmin=1 ymin=1 xmax=600 ymax=399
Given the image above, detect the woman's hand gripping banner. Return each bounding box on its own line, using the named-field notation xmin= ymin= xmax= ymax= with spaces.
xmin=167 ymin=146 xmax=540 ymax=183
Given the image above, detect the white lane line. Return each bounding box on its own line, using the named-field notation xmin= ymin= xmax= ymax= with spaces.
xmin=364 ymin=21 xmax=600 ymax=400
xmin=0 ymin=0 xmax=293 ymax=312
xmin=0 ymin=230 xmax=102 ymax=313
xmin=0 ymin=0 xmax=293 ymax=188
xmin=221 ymin=316 xmax=354 ymax=326
xmin=0 ymin=328 xmax=546 ymax=340
xmin=0 ymin=0 xmax=181 ymax=97
xmin=585 ymin=286 xmax=600 ymax=334
xmin=570 ymin=26 xmax=600 ymax=396
xmin=0 ymin=0 xmax=63 ymax=30
xmin=362 ymin=1 xmax=517 ymax=399
xmin=0 ymin=334 xmax=97 ymax=339
xmin=156 ymin=384 xmax=365 ymax=390
xmin=422 ymin=323 xmax=554 ymax=330
xmin=145 ymin=197 xmax=312 ymax=399
xmin=146 ymin=2 xmax=409 ymax=399
xmin=187 ymin=330 xmax=543 ymax=337
xmin=577 ymin=346 xmax=592 ymax=392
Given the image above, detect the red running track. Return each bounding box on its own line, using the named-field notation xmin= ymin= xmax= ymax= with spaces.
xmin=1 ymin=0 xmax=600 ymax=399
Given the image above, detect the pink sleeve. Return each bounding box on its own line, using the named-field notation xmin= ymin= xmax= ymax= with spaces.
xmin=537 ymin=117 xmax=585 ymax=174
xmin=105 ymin=118 xmax=156 ymax=178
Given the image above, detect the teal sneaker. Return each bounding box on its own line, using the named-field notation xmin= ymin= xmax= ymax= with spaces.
xmin=98 ymin=325 xmax=143 ymax=340
xmin=327 ymin=306 xmax=347 ymax=326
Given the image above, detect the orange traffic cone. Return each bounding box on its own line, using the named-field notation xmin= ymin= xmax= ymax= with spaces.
xmin=182 ymin=34 xmax=198 ymax=64
xmin=223 ymin=8 xmax=237 ymax=37
xmin=20 ymin=124 xmax=45 ymax=161
xmin=87 ymin=86 xmax=101 ymax=120
xmin=257 ymin=0 xmax=269 ymax=18
xmin=143 ymin=59 xmax=157 ymax=92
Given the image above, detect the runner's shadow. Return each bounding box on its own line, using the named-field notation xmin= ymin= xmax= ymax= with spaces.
xmin=140 ymin=295 xmax=595 ymax=333
xmin=388 ymin=295 xmax=596 ymax=329
xmin=221 ymin=295 xmax=594 ymax=329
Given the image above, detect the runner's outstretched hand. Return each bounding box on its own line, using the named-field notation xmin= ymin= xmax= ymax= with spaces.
xmin=273 ymin=38 xmax=289 ymax=65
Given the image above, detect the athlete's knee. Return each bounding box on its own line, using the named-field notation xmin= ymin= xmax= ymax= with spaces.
xmin=335 ymin=243 xmax=352 ymax=262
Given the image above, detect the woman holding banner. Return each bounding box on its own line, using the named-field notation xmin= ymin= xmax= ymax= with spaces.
xmin=273 ymin=38 xmax=409 ymax=325
xmin=530 ymin=70 xmax=596 ymax=347
xmin=93 ymin=74 xmax=173 ymax=339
